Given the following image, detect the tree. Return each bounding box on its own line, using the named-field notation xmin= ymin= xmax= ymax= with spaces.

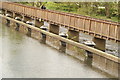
xmin=104 ymin=2 xmax=111 ymax=18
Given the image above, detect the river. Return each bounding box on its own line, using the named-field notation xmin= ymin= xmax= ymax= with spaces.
xmin=1 ymin=23 xmax=113 ymax=78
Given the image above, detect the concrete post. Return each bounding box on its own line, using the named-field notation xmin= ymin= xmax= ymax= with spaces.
xmin=27 ymin=27 xmax=31 ymax=37
xmin=2 ymin=17 xmax=6 ymax=24
xmin=40 ymin=26 xmax=47 ymax=43
xmin=15 ymin=23 xmax=20 ymax=31
xmin=2 ymin=9 xmax=5 ymax=15
xmin=68 ymin=30 xmax=79 ymax=42
xmin=12 ymin=12 xmax=15 ymax=18
xmin=49 ymin=24 xmax=59 ymax=35
xmin=5 ymin=10 xmax=7 ymax=15
xmin=59 ymin=33 xmax=67 ymax=53
xmin=34 ymin=19 xmax=44 ymax=28
xmin=92 ymin=37 xmax=106 ymax=51
xmin=6 ymin=19 xmax=10 ymax=27
xmin=7 ymin=11 xmax=13 ymax=18
xmin=66 ymin=30 xmax=87 ymax=61
xmin=14 ymin=13 xmax=16 ymax=18
xmin=46 ymin=24 xmax=60 ymax=49
xmin=40 ymin=33 xmax=46 ymax=44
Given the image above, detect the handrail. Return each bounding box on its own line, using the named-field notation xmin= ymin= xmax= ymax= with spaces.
xmin=5 ymin=2 xmax=119 ymax=25
xmin=1 ymin=2 xmax=120 ymax=42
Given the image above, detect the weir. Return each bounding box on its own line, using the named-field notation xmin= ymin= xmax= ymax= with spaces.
xmin=1 ymin=22 xmax=115 ymax=78
xmin=0 ymin=14 xmax=119 ymax=78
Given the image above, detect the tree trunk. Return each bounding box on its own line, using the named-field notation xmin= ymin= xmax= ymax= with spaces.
xmin=118 ymin=1 xmax=120 ymax=22
xmin=105 ymin=2 xmax=111 ymax=18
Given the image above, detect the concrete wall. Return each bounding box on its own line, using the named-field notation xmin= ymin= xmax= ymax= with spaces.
xmin=46 ymin=36 xmax=60 ymax=50
xmin=66 ymin=44 xmax=87 ymax=61
xmin=92 ymin=54 xmax=119 ymax=78
xmin=1 ymin=17 xmax=7 ymax=24
xmin=19 ymin=25 xmax=28 ymax=34
xmin=31 ymin=29 xmax=42 ymax=40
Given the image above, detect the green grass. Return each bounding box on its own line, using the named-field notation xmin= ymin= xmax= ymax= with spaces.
xmin=47 ymin=8 xmax=118 ymax=22
xmin=91 ymin=15 xmax=118 ymax=22
xmin=21 ymin=2 xmax=119 ymax=22
xmin=45 ymin=2 xmax=118 ymax=22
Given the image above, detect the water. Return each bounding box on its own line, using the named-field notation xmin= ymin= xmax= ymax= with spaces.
xmin=1 ymin=23 xmax=112 ymax=78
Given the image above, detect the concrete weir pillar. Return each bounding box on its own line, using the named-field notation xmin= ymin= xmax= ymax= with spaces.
xmin=5 ymin=10 xmax=7 ymax=15
xmin=68 ymin=30 xmax=79 ymax=42
xmin=34 ymin=19 xmax=44 ymax=28
xmin=27 ymin=27 xmax=31 ymax=37
xmin=10 ymin=12 xmax=16 ymax=27
xmin=2 ymin=17 xmax=7 ymax=24
xmin=49 ymin=24 xmax=59 ymax=35
xmin=6 ymin=19 xmax=10 ymax=27
xmin=12 ymin=12 xmax=15 ymax=18
xmin=66 ymin=30 xmax=86 ymax=61
xmin=15 ymin=23 xmax=20 ymax=31
xmin=1 ymin=9 xmax=5 ymax=15
xmin=59 ymin=33 xmax=67 ymax=53
xmin=6 ymin=11 xmax=13 ymax=18
xmin=46 ymin=24 xmax=60 ymax=49
xmin=92 ymin=37 xmax=106 ymax=51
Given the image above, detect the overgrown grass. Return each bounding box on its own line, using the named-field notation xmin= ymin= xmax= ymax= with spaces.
xmin=46 ymin=2 xmax=118 ymax=22
xmin=19 ymin=2 xmax=118 ymax=22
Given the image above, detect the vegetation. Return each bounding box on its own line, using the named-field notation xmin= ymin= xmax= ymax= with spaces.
xmin=19 ymin=2 xmax=119 ymax=22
